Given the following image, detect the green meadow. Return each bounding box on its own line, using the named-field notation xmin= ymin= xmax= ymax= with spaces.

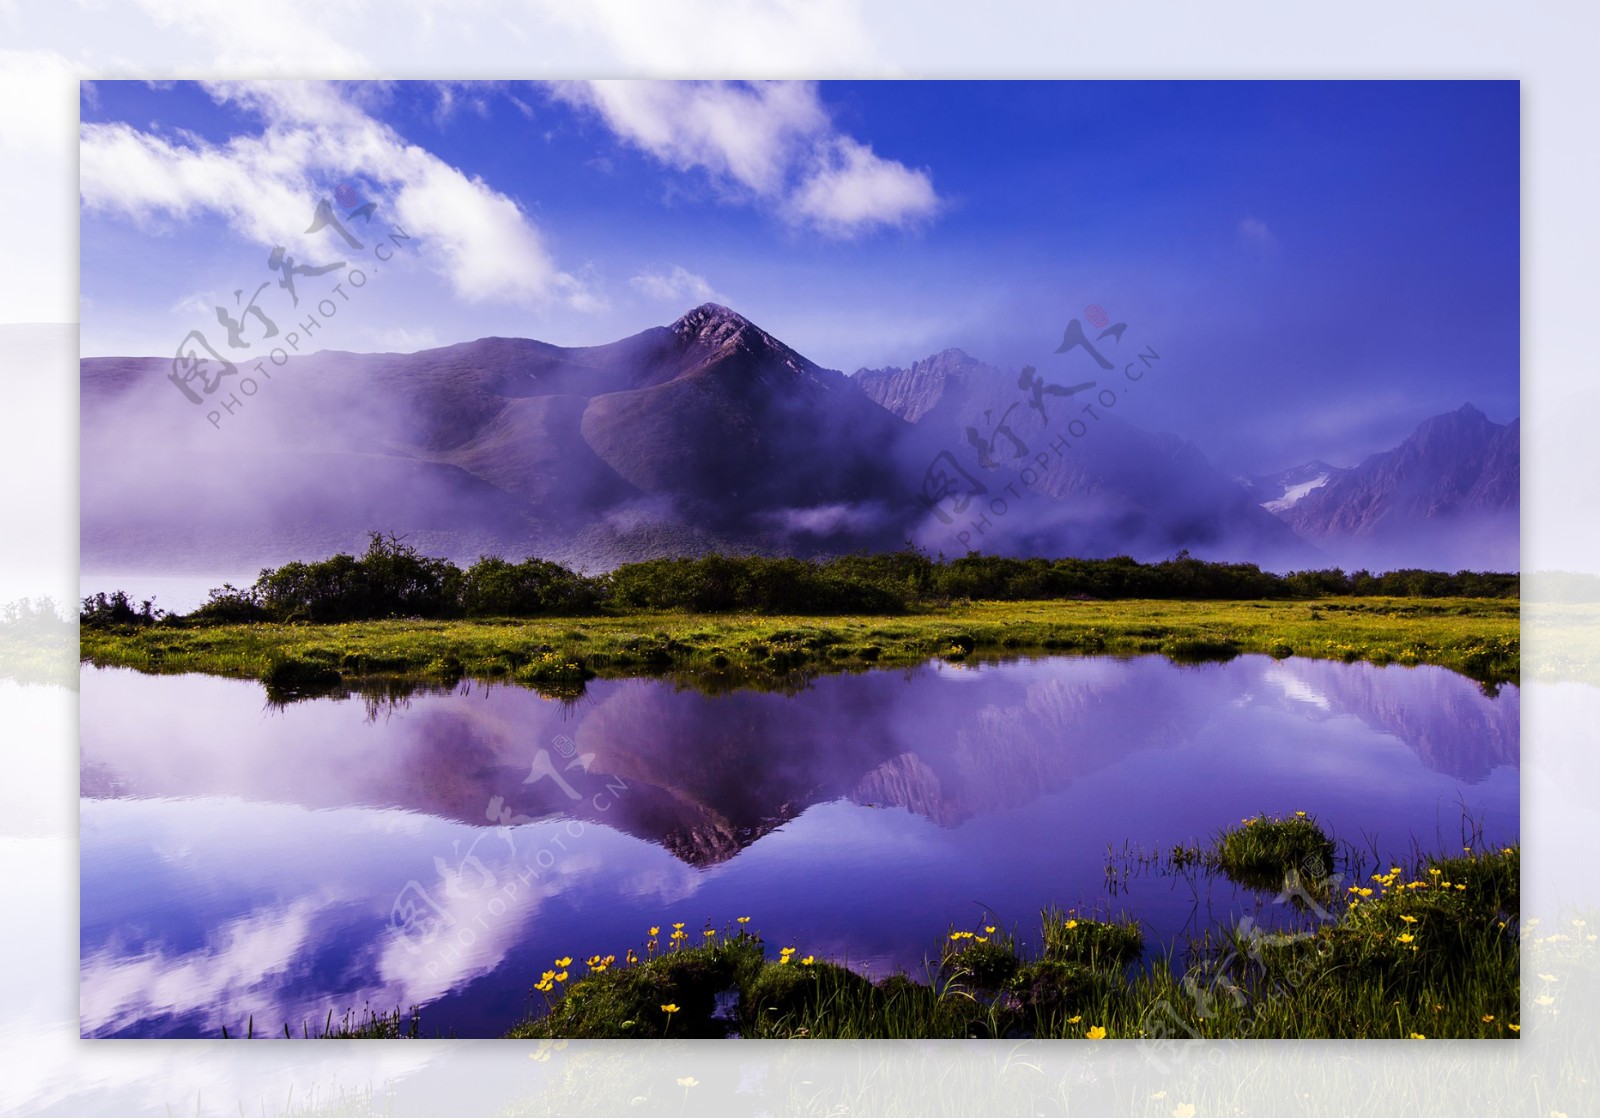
xmin=79 ymin=596 xmax=1518 ymax=701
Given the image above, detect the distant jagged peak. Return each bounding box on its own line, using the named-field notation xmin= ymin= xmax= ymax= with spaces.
xmin=1427 ymin=400 xmax=1484 ymax=422
xmin=853 ymin=345 xmax=987 ymax=382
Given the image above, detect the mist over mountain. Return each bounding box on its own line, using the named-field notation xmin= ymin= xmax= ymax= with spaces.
xmin=853 ymin=348 xmax=1320 ymax=570
xmin=80 ymin=305 xmax=1518 ymax=577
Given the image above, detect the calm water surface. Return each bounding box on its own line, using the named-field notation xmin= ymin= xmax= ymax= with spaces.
xmin=79 ymin=654 xmax=1519 ymax=1038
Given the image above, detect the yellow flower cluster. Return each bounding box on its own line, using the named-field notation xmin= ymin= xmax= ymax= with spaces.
xmin=533 ymin=957 xmax=573 ymax=994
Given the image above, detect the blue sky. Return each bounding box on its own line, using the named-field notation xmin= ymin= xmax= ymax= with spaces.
xmin=79 ymin=79 xmax=1518 ymax=474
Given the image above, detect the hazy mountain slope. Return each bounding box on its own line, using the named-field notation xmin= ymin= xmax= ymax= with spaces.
xmin=855 ymin=350 xmax=1319 ymax=568
xmin=1279 ymin=404 xmax=1519 ymax=570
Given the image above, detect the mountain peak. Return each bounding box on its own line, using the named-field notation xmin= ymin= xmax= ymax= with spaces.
xmin=671 ymin=302 xmax=750 ymax=335
xmin=1412 ymin=402 xmax=1496 ymax=442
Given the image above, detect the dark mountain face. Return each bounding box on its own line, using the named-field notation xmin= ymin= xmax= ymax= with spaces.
xmin=577 ymin=305 xmax=908 ymax=522
xmin=1277 ymin=404 xmax=1519 ymax=570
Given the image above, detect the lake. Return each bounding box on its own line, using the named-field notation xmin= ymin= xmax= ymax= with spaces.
xmin=79 ymin=653 xmax=1519 ymax=1038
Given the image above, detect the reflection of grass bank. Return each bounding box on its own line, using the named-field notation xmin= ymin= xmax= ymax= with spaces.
xmin=501 ymin=844 xmax=1518 ymax=1041
xmin=80 ymin=596 xmax=1519 ymax=697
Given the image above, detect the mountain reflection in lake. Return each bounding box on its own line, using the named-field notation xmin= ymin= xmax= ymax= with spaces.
xmin=79 ymin=655 xmax=1518 ymax=1038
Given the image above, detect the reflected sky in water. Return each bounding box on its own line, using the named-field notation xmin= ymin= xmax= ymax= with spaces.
xmin=80 ymin=655 xmax=1518 ymax=1038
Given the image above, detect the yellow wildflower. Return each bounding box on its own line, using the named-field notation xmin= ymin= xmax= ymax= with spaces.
xmin=660 ymin=1003 xmax=679 ymax=1013
xmin=1086 ymin=1025 xmax=1107 ymax=1040
xmin=677 ymin=1077 xmax=698 ymax=1087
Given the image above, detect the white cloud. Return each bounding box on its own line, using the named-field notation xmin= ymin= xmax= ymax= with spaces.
xmin=789 ymin=136 xmax=940 ymax=237
xmin=79 ymin=895 xmax=327 ymax=1036
xmin=126 ymin=0 xmax=375 ymax=73
xmin=551 ymin=80 xmax=941 ymax=237
xmin=1238 ymin=215 xmax=1278 ymax=249
xmin=169 ymin=292 xmax=215 ymax=316
xmin=552 ymin=80 xmax=825 ymax=197
xmin=364 ymin=325 xmax=439 ymax=352
xmin=526 ymin=0 xmax=879 ymax=72
xmin=80 ymin=80 xmax=597 ymax=309
xmin=629 ymin=265 xmax=718 ymax=305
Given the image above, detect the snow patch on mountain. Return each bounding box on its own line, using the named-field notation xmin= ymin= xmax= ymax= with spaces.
xmin=1263 ymin=473 xmax=1330 ymax=514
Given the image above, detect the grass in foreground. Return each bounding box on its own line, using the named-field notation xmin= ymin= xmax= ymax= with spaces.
xmin=79 ymin=596 xmax=1519 ymax=702
xmin=501 ymin=843 xmax=1518 ymax=1041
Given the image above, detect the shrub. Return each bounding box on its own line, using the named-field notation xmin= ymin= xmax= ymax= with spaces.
xmin=1040 ymin=912 xmax=1144 ymax=967
xmin=80 ymin=590 xmax=162 ymax=628
xmin=1214 ymin=812 xmax=1336 ymax=891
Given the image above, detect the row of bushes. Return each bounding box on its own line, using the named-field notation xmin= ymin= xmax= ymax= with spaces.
xmin=80 ymin=534 xmax=1520 ymax=627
